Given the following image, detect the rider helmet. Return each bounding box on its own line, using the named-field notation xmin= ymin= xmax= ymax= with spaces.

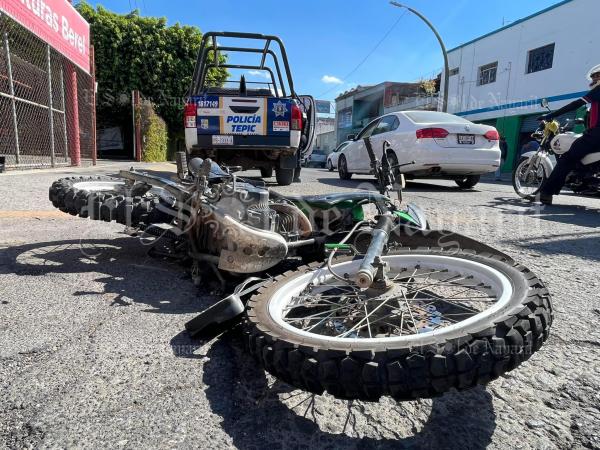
xmin=588 ymin=64 xmax=600 ymax=89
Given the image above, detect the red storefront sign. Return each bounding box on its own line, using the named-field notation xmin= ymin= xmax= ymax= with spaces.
xmin=0 ymin=0 xmax=90 ymax=74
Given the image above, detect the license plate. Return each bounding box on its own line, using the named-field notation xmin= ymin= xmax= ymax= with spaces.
xmin=212 ymin=135 xmax=233 ymax=145
xmin=457 ymin=134 xmax=475 ymax=145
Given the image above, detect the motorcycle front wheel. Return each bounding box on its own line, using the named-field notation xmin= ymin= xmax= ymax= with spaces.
xmin=513 ymin=157 xmax=548 ymax=198
xmin=243 ymin=247 xmax=552 ymax=401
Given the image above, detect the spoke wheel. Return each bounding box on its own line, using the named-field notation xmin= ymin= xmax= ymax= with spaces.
xmin=513 ymin=157 xmax=547 ymax=198
xmin=244 ymin=248 xmax=552 ymax=401
xmin=270 ymin=255 xmax=509 ymax=342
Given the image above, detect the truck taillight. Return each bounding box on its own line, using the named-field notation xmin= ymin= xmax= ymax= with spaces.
xmin=184 ymin=102 xmax=196 ymax=128
xmin=291 ymin=104 xmax=303 ymax=131
xmin=416 ymin=128 xmax=449 ymax=139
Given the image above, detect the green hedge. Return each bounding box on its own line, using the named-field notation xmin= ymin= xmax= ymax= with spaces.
xmin=139 ymin=102 xmax=168 ymax=162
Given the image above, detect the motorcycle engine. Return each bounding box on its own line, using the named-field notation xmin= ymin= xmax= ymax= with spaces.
xmin=198 ymin=180 xmax=312 ymax=257
xmin=210 ymin=181 xmax=276 ymax=231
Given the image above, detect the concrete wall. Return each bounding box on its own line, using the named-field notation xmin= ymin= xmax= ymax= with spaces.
xmin=442 ymin=0 xmax=596 ymax=122
xmin=384 ymin=94 xmax=439 ymax=114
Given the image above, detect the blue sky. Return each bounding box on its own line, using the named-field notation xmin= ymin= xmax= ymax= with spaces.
xmin=82 ymin=0 xmax=562 ymax=102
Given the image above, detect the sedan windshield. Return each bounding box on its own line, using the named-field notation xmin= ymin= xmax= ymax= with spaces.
xmin=405 ymin=111 xmax=471 ymax=124
xmin=336 ymin=142 xmax=349 ymax=152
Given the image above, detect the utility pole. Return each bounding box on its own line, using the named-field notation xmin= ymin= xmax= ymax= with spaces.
xmin=390 ymin=2 xmax=449 ymax=112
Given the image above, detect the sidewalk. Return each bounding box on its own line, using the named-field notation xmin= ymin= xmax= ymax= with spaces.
xmin=1 ymin=160 xmax=176 ymax=177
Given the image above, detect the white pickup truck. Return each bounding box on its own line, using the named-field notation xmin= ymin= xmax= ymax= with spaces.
xmin=185 ymin=32 xmax=315 ymax=185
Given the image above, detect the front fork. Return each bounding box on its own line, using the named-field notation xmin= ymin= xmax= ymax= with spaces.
xmin=355 ymin=214 xmax=396 ymax=289
xmin=526 ymin=151 xmax=543 ymax=172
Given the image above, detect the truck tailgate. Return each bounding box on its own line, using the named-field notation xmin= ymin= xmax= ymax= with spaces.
xmin=189 ymin=95 xmax=296 ymax=145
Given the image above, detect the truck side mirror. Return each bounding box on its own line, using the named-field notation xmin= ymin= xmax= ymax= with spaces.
xmin=540 ymin=98 xmax=549 ymax=109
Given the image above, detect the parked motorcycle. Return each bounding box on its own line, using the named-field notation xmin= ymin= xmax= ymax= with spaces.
xmin=49 ymin=138 xmax=552 ymax=401
xmin=513 ymin=98 xmax=600 ymax=198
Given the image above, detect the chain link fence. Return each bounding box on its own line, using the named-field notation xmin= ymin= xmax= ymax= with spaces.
xmin=0 ymin=12 xmax=95 ymax=169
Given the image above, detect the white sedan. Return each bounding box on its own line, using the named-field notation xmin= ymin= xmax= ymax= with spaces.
xmin=326 ymin=141 xmax=351 ymax=171
xmin=337 ymin=111 xmax=501 ymax=188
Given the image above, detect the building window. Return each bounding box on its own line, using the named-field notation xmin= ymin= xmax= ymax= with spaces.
xmin=478 ymin=62 xmax=497 ymax=86
xmin=527 ymin=43 xmax=555 ymax=74
xmin=449 ymin=67 xmax=459 ymax=76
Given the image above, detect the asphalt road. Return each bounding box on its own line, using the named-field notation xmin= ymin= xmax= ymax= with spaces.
xmin=1 ymin=162 xmax=599 ymax=449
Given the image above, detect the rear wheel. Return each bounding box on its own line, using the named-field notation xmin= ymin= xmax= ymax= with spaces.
xmin=455 ymin=175 xmax=480 ymax=189
xmin=513 ymin=157 xmax=548 ymax=199
xmin=244 ymin=247 xmax=552 ymax=401
xmin=338 ymin=155 xmax=352 ymax=180
xmin=275 ymin=167 xmax=295 ymax=186
xmin=49 ymin=176 xmax=170 ymax=227
xmin=260 ymin=167 xmax=273 ymax=178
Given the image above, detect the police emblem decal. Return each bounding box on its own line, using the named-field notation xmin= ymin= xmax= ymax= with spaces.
xmin=272 ymin=100 xmax=288 ymax=117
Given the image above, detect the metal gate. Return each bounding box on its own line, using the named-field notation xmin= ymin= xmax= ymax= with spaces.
xmin=0 ymin=12 xmax=96 ymax=169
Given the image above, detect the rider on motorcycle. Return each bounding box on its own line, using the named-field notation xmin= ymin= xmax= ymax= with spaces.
xmin=536 ymin=65 xmax=600 ymax=205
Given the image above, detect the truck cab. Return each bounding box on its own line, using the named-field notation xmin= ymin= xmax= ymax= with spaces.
xmin=185 ymin=32 xmax=315 ymax=185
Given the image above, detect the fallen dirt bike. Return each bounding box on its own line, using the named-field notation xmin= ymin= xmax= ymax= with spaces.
xmin=49 ymin=138 xmax=552 ymax=401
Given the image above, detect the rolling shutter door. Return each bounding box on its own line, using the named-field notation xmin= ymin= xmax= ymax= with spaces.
xmin=520 ymin=111 xmax=577 ymax=133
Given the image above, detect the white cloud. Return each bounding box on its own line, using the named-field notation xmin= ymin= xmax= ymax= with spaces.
xmin=247 ymin=70 xmax=270 ymax=79
xmin=321 ymin=75 xmax=343 ymax=85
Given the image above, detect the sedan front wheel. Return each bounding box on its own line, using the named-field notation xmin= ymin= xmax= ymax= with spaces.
xmin=338 ymin=155 xmax=352 ymax=180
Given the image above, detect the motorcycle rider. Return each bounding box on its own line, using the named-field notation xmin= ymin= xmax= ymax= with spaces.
xmin=536 ymin=65 xmax=600 ymax=205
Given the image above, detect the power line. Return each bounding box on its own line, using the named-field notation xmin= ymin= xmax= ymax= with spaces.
xmin=318 ymin=10 xmax=408 ymax=98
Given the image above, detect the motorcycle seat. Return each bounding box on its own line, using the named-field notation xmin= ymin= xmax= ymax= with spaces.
xmin=581 ymin=152 xmax=600 ymax=165
xmin=271 ymin=191 xmax=389 ymax=208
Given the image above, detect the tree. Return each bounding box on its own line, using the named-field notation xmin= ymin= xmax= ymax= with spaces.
xmin=76 ymin=2 xmax=226 ymax=142
xmin=419 ymin=78 xmax=438 ymax=96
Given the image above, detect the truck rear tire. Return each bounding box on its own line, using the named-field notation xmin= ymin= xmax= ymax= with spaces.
xmin=275 ymin=167 xmax=294 ymax=186
xmin=260 ymin=167 xmax=273 ymax=178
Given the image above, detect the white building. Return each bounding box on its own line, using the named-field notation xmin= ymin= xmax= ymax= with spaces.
xmin=315 ymin=130 xmax=337 ymax=153
xmin=440 ymin=0 xmax=596 ymax=171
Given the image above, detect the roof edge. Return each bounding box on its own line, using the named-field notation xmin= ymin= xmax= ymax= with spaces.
xmin=448 ymin=0 xmax=574 ymax=53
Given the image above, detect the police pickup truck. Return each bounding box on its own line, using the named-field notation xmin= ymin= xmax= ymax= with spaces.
xmin=185 ymin=32 xmax=315 ymax=186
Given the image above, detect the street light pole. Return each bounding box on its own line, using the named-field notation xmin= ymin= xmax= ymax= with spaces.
xmin=390 ymin=1 xmax=449 ymax=112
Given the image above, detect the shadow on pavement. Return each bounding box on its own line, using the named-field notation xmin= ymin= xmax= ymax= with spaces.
xmin=171 ymin=331 xmax=497 ymax=450
xmin=502 ymin=230 xmax=600 ymax=261
xmin=485 ymin=196 xmax=600 ymax=229
xmin=0 ymin=237 xmax=213 ymax=314
xmin=314 ymin=177 xmax=376 ymax=190
xmin=316 ymin=177 xmax=473 ymax=193
xmin=405 ymin=180 xmax=479 ymax=193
